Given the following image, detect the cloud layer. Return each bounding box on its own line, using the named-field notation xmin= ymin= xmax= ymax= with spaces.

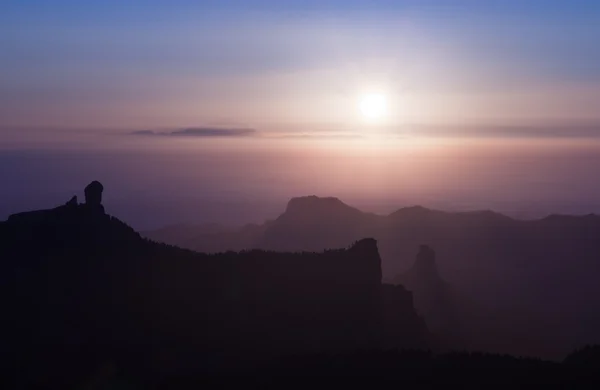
xmin=131 ymin=127 xmax=258 ymax=137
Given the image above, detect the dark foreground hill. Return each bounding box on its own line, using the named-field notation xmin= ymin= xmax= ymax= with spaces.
xmin=1 ymin=182 xmax=430 ymax=388
xmin=3 ymin=183 xmax=600 ymax=388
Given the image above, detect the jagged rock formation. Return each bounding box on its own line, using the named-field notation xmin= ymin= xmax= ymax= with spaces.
xmin=84 ymin=180 xmax=103 ymax=205
xmin=0 ymin=186 xmax=429 ymax=383
xmin=380 ymin=284 xmax=428 ymax=347
xmin=66 ymin=195 xmax=78 ymax=207
xmin=83 ymin=180 xmax=105 ymax=214
xmin=394 ymin=245 xmax=462 ymax=348
xmin=412 ymin=244 xmax=439 ymax=279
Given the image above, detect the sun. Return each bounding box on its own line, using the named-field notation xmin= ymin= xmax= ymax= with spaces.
xmin=359 ymin=93 xmax=388 ymax=122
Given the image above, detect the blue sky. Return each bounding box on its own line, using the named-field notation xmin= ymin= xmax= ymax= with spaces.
xmin=1 ymin=0 xmax=600 ymax=130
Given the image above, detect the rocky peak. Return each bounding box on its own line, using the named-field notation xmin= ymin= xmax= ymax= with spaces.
xmin=345 ymin=238 xmax=383 ymax=285
xmin=84 ymin=180 xmax=103 ymax=205
xmin=283 ymin=196 xmax=362 ymax=221
xmin=412 ymin=244 xmax=439 ymax=280
xmin=286 ymin=195 xmax=347 ymax=211
xmin=390 ymin=205 xmax=433 ymax=218
xmin=349 ymin=237 xmax=379 ymax=253
xmin=65 ymin=196 xmax=78 ymax=207
xmin=3 ymin=180 xmax=140 ymax=256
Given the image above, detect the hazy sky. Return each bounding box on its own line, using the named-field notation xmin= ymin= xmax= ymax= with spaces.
xmin=2 ymin=0 xmax=600 ymax=132
xmin=3 ymin=1 xmax=600 ymax=227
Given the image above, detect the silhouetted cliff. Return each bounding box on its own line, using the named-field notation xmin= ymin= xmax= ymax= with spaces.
xmin=394 ymin=245 xmax=460 ymax=343
xmin=0 ymin=184 xmax=428 ymax=386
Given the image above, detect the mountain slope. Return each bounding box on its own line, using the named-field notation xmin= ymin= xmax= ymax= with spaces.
xmin=0 ymin=184 xmax=429 ymax=386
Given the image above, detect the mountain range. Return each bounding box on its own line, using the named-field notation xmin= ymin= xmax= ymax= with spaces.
xmin=144 ymin=195 xmax=600 ymax=359
xmin=4 ymin=182 xmax=600 ymax=386
xmin=0 ymin=183 xmax=429 ymax=387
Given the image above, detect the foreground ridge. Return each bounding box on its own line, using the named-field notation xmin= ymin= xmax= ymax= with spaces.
xmin=1 ymin=182 xmax=431 ymax=387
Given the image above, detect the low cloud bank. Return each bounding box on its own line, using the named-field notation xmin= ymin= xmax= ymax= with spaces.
xmin=131 ymin=127 xmax=257 ymax=137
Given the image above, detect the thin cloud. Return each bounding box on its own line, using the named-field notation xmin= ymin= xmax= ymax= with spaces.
xmin=130 ymin=130 xmax=156 ymax=136
xmin=398 ymin=124 xmax=600 ymax=139
xmin=130 ymin=127 xmax=258 ymax=137
xmin=268 ymin=132 xmax=365 ymax=140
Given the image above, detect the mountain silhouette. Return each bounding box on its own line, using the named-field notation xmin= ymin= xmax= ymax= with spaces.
xmin=0 ymin=184 xmax=430 ymax=386
xmin=394 ymin=245 xmax=456 ymax=335
xmin=284 ymin=195 xmax=364 ymax=219
xmin=5 ymin=185 xmax=600 ymax=387
xmin=144 ymin=195 xmax=600 ymax=359
xmin=258 ymin=196 xmax=379 ymax=252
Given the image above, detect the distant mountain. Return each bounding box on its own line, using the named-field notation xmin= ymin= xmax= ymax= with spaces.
xmin=258 ymin=196 xmax=380 ymax=252
xmin=0 ymin=184 xmax=429 ymax=386
xmin=144 ymin=195 xmax=600 ymax=359
xmin=394 ymin=245 xmax=458 ymax=338
xmin=392 ymin=245 xmax=543 ymax=356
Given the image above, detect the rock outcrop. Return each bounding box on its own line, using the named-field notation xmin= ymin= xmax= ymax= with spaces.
xmin=412 ymin=244 xmax=439 ymax=280
xmin=380 ymin=284 xmax=429 ymax=349
xmin=83 ymin=180 xmax=105 ymax=214
xmin=394 ymin=245 xmax=461 ymax=348
xmin=1 ymin=188 xmax=430 ymax=380
xmin=8 ymin=181 xmax=106 ymax=223
xmin=3 ymin=182 xmax=138 ymax=260
xmin=84 ymin=181 xmax=103 ymax=205
xmin=65 ymin=195 xmax=78 ymax=207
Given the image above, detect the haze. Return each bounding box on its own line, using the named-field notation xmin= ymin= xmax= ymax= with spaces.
xmin=2 ymin=1 xmax=600 ymax=229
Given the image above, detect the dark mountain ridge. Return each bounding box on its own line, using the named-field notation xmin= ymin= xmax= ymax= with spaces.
xmin=1 ymin=183 xmax=429 ymax=387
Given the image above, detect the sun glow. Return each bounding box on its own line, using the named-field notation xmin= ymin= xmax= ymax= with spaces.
xmin=359 ymin=93 xmax=388 ymax=122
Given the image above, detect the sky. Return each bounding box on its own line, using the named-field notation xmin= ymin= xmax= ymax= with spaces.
xmin=2 ymin=0 xmax=600 ymax=132
xmin=2 ymin=1 xmax=600 ymax=227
